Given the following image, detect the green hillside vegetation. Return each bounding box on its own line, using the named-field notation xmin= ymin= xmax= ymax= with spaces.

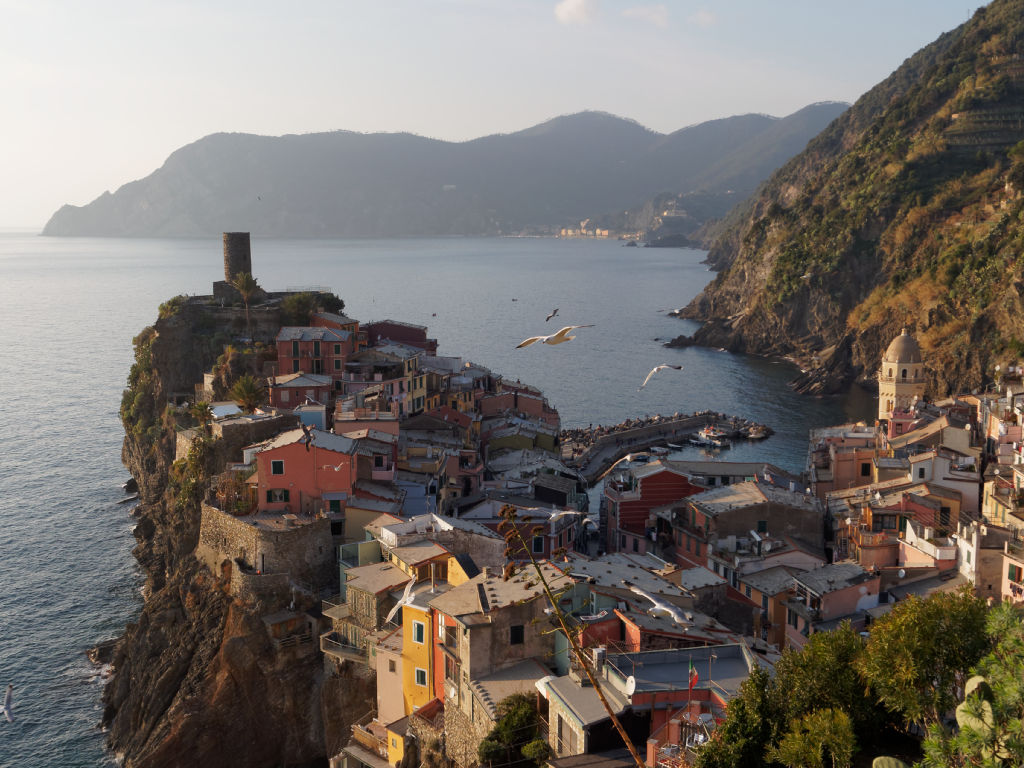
xmin=683 ymin=0 xmax=1024 ymax=396
xmin=695 ymin=591 xmax=1024 ymax=768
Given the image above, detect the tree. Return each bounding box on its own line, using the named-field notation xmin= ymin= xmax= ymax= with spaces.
xmin=693 ymin=665 xmax=781 ymax=768
xmin=856 ymin=587 xmax=989 ymax=727
xmin=477 ymin=694 xmax=544 ymax=768
xmin=189 ymin=400 xmax=213 ymax=435
xmin=919 ymin=601 xmax=1024 ymax=767
xmin=772 ymin=622 xmax=891 ymax=741
xmin=230 ymin=374 xmax=266 ymax=413
xmin=280 ymin=292 xmax=319 ymax=326
xmin=231 ymin=271 xmax=260 ymax=339
xmin=768 ymin=708 xmax=855 ymax=768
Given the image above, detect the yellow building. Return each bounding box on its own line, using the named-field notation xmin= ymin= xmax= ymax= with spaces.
xmin=878 ymin=329 xmax=927 ymax=423
xmin=400 ymin=591 xmax=435 ymax=715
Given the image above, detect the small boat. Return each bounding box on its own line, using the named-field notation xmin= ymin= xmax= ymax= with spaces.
xmin=666 ymin=442 xmax=682 ymax=449
xmin=650 ymin=446 xmax=670 ymax=456
xmin=745 ymin=425 xmax=769 ymax=439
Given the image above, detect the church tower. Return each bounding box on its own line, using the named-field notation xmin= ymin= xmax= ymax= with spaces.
xmin=878 ymin=328 xmax=926 ymax=424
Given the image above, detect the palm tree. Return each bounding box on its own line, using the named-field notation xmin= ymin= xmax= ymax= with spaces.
xmin=231 ymin=271 xmax=260 ymax=340
xmin=189 ymin=400 xmax=214 ymax=435
xmin=230 ymin=374 xmax=266 ymax=413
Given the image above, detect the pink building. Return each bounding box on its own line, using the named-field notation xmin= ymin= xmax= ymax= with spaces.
xmin=275 ymin=326 xmax=358 ymax=387
xmin=364 ymin=319 xmax=438 ymax=353
xmin=784 ymin=562 xmax=879 ymax=649
xmin=268 ymin=372 xmax=333 ymax=409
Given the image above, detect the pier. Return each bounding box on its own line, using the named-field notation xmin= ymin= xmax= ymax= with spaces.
xmin=562 ymin=412 xmax=772 ymax=485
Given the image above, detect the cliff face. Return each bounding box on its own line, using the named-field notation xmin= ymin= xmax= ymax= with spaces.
xmin=680 ymin=0 xmax=1024 ymax=396
xmin=106 ymin=299 xmax=369 ymax=767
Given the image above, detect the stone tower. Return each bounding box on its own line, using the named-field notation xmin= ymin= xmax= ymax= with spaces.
xmin=222 ymin=232 xmax=252 ymax=283
xmin=878 ymin=328 xmax=926 ymax=423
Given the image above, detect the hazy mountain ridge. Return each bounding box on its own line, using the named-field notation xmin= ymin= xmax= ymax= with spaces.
xmin=681 ymin=0 xmax=1024 ymax=396
xmin=42 ymin=106 xmax=846 ymax=238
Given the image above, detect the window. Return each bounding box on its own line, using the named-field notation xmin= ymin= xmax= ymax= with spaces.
xmin=280 ymin=390 xmax=290 ymax=403
xmin=860 ymin=462 xmax=871 ymax=477
xmin=756 ymin=520 xmax=768 ymax=533
xmin=966 ymin=550 xmax=971 ymax=564
xmin=267 ymin=489 xmax=289 ymax=503
xmin=762 ymin=595 xmax=769 ymax=611
xmin=532 ymin=536 xmax=544 ymax=554
xmin=412 ymin=621 xmax=425 ymax=644
xmin=1009 ymin=564 xmax=1024 ymax=583
xmin=620 ymin=535 xmax=626 ymax=550
xmin=940 ymin=507 xmax=951 ymax=527
xmin=292 ymin=341 xmax=299 ymax=357
xmin=271 ymin=460 xmax=284 ymax=475
xmin=510 ymin=625 xmax=524 ymax=645
xmin=445 ymin=655 xmax=457 ymax=681
xmin=414 ymin=668 xmax=427 ymax=687
xmin=694 ymin=542 xmax=700 ymax=557
xmin=388 ymin=659 xmax=396 ymax=673
xmin=918 ymin=467 xmax=926 ymax=479
xmin=292 ymin=360 xmax=299 ymax=373
xmin=744 ymin=585 xmax=752 ymax=599
xmin=313 ymin=340 xmax=321 ymax=357
xmin=632 ymin=538 xmax=639 ymax=553
xmin=788 ymin=609 xmax=799 ymax=629
xmin=334 ymin=359 xmax=341 ymax=371
xmin=334 ymin=344 xmax=341 ymax=355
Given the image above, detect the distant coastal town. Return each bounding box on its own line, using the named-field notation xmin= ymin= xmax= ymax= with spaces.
xmin=112 ymin=233 xmax=1024 ymax=768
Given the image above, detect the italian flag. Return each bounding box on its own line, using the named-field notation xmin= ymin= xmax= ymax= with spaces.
xmin=688 ymin=659 xmax=698 ymax=690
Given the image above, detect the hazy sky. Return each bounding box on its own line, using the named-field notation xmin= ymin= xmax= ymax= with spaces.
xmin=2 ymin=0 xmax=984 ymax=228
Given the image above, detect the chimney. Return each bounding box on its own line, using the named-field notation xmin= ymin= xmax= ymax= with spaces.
xmin=592 ymin=646 xmax=606 ymax=675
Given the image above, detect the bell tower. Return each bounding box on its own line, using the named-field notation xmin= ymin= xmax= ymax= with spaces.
xmin=878 ymin=328 xmax=926 ymax=424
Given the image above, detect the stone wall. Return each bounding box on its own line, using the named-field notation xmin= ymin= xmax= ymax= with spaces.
xmin=444 ymin=699 xmax=491 ymax=768
xmin=196 ymin=502 xmax=336 ymax=592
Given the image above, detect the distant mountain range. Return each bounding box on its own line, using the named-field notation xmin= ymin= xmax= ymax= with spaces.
xmin=42 ymin=105 xmax=847 ymax=239
xmin=679 ymin=0 xmax=1024 ymax=397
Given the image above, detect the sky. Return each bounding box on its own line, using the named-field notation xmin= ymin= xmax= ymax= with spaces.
xmin=1 ymin=0 xmax=985 ymax=228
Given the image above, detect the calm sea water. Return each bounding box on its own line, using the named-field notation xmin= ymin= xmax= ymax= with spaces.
xmin=0 ymin=233 xmax=873 ymax=766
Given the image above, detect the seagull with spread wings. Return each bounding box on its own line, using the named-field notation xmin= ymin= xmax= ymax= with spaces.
xmin=516 ymin=325 xmax=594 ymax=349
xmin=627 ymin=585 xmax=690 ymax=625
xmin=638 ymin=364 xmax=683 ymax=390
xmin=1 ymin=684 xmax=12 ymax=723
xmin=385 ymin=579 xmax=416 ymax=624
xmin=300 ymin=422 xmax=314 ymax=452
xmin=545 ymin=308 xmax=559 ymax=322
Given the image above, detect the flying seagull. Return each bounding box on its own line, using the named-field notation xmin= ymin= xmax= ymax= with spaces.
xmin=516 ymin=325 xmax=594 ymax=349
xmin=300 ymin=422 xmax=314 ymax=452
xmin=385 ymin=579 xmax=416 ymax=624
xmin=627 ymin=585 xmax=690 ymax=625
xmin=545 ymin=308 xmax=559 ymax=322
xmin=548 ymin=509 xmax=584 ymax=523
xmin=1 ymin=684 xmax=12 ymax=723
xmin=638 ymin=364 xmax=683 ymax=390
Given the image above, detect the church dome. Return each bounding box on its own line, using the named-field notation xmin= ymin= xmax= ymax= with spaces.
xmin=883 ymin=328 xmax=922 ymax=364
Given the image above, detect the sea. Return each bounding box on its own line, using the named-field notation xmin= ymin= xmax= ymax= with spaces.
xmin=0 ymin=232 xmax=874 ymax=767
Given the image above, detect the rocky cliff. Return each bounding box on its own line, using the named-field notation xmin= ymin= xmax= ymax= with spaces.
xmin=677 ymin=0 xmax=1024 ymax=396
xmin=104 ymin=298 xmax=372 ymax=767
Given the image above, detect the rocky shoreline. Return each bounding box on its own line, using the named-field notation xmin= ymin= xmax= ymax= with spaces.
xmin=100 ymin=301 xmax=366 ymax=768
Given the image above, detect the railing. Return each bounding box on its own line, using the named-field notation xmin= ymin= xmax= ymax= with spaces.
xmin=351 ymin=724 xmax=388 ymax=758
xmin=321 ymin=632 xmax=367 ymax=661
xmin=273 ymin=630 xmax=313 ymax=650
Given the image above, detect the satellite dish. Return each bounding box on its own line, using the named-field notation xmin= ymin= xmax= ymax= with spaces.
xmin=898 ymin=568 xmax=906 ymax=579
xmin=624 ymin=676 xmax=636 ymax=696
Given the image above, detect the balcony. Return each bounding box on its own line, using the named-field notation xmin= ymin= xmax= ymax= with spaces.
xmin=321 ymin=631 xmax=368 ymax=664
